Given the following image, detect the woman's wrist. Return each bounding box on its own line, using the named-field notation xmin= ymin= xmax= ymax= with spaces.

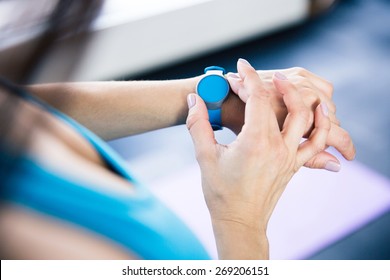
xmin=211 ymin=218 xmax=269 ymax=259
xmin=174 ymin=76 xmax=201 ymax=125
xmin=221 ymin=91 xmax=245 ymax=134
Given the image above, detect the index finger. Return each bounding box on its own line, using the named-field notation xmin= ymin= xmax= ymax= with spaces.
xmin=237 ymin=59 xmax=278 ymax=137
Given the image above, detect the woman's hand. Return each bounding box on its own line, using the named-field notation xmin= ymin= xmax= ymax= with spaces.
xmin=221 ymin=62 xmax=355 ymax=172
xmin=186 ymin=60 xmax=331 ymax=259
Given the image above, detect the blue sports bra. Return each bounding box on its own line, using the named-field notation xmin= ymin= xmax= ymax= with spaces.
xmin=1 ymin=86 xmax=211 ymax=260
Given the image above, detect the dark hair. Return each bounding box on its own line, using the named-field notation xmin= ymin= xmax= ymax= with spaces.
xmin=12 ymin=0 xmax=104 ymax=84
xmin=0 ymin=0 xmax=104 ymax=190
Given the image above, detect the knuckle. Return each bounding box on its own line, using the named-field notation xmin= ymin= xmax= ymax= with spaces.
xmin=186 ymin=113 xmax=199 ymax=131
xmin=288 ymin=75 xmax=304 ymax=85
xmin=305 ymin=156 xmax=322 ymax=169
xmin=324 ymin=81 xmax=334 ymax=96
xmin=332 ymin=118 xmax=341 ymax=126
xmin=312 ymin=141 xmax=326 ymax=156
xmin=339 ymin=130 xmax=352 ymax=150
xmin=299 ymin=78 xmax=312 ymax=88
xmin=329 ymin=103 xmax=337 ymax=114
xmin=301 ymin=88 xmax=320 ymax=105
xmin=293 ymin=67 xmax=308 ymax=76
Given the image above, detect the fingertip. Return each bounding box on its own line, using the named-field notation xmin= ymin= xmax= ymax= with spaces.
xmin=324 ymin=160 xmax=341 ymax=172
xmin=344 ymin=145 xmax=356 ymax=161
xmin=186 ymin=93 xmax=211 ymax=132
xmin=187 ymin=93 xmax=197 ymax=109
xmin=274 ymin=71 xmax=288 ymax=81
xmin=272 ymin=72 xmax=291 ymax=95
xmin=238 ymin=58 xmax=253 ymax=68
xmin=320 ymin=102 xmax=329 ymax=117
xmin=237 ymin=58 xmax=256 ymax=79
xmin=187 ymin=93 xmax=209 ymax=119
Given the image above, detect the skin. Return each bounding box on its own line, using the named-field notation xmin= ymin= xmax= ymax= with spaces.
xmin=224 ymin=66 xmax=355 ymax=170
xmin=186 ymin=59 xmax=332 ymax=259
xmin=0 ymin=60 xmax=355 ymax=259
xmin=0 ymin=0 xmax=356 ymax=261
xmin=0 ymin=89 xmax=138 ymax=259
xmin=28 ymin=67 xmax=355 ymax=170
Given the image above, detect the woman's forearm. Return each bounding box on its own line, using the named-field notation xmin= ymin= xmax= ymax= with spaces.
xmin=28 ymin=78 xmax=199 ymax=140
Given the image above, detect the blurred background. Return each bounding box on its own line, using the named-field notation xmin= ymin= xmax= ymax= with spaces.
xmin=1 ymin=0 xmax=389 ymax=259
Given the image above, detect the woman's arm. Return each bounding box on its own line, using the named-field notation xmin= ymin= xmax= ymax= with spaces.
xmin=0 ymin=204 xmax=135 ymax=259
xmin=27 ymin=66 xmax=355 ymax=165
xmin=28 ymin=78 xmax=199 ymax=140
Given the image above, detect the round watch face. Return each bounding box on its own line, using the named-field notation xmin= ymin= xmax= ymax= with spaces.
xmin=197 ymin=75 xmax=229 ymax=103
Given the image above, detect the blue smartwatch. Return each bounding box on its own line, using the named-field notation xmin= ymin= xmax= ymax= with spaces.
xmin=196 ymin=66 xmax=230 ymax=130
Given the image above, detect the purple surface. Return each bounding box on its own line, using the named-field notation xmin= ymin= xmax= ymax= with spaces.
xmin=146 ymin=148 xmax=390 ymax=259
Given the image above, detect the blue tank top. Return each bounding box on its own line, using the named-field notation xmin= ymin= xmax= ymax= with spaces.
xmin=1 ymin=92 xmax=211 ymax=260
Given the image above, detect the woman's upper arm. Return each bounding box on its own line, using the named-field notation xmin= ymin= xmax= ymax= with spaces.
xmin=0 ymin=204 xmax=138 ymax=259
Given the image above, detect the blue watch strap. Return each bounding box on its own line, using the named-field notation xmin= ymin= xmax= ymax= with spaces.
xmin=204 ymin=66 xmax=226 ymax=74
xmin=196 ymin=66 xmax=229 ymax=131
xmin=208 ymin=108 xmax=222 ymax=131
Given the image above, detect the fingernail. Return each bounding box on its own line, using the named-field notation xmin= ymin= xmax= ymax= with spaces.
xmin=187 ymin=94 xmax=196 ymax=109
xmin=325 ymin=161 xmax=341 ymax=172
xmin=320 ymin=102 xmax=329 ymax=117
xmin=238 ymin=58 xmax=251 ymax=67
xmin=275 ymin=71 xmax=288 ymax=80
xmin=227 ymin=72 xmax=240 ymax=79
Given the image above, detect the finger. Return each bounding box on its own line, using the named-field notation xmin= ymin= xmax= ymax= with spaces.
xmin=236 ymin=59 xmax=276 ymax=137
xmin=300 ymin=70 xmax=334 ymax=98
xmin=273 ymin=72 xmax=310 ymax=149
xmin=298 ymin=82 xmax=336 ymax=114
xmin=279 ymin=72 xmax=337 ymax=117
xmin=226 ymin=72 xmax=241 ymax=93
xmin=237 ymin=58 xmax=257 ymax=80
xmin=236 ymin=58 xmax=272 ymax=99
xmin=285 ymin=67 xmax=334 ymax=98
xmin=326 ymin=123 xmax=356 ymax=161
xmin=257 ymin=67 xmax=334 ymax=99
xmin=297 ymin=102 xmax=331 ymax=167
xmin=304 ymin=150 xmax=341 ymax=172
xmin=186 ymin=94 xmax=216 ymax=163
xmin=226 ymin=72 xmax=247 ymax=102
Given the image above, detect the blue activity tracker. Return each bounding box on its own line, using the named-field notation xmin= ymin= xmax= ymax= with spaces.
xmin=196 ymin=66 xmax=230 ymax=130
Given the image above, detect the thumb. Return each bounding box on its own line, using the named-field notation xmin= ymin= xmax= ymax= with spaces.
xmin=186 ymin=94 xmax=216 ymax=162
